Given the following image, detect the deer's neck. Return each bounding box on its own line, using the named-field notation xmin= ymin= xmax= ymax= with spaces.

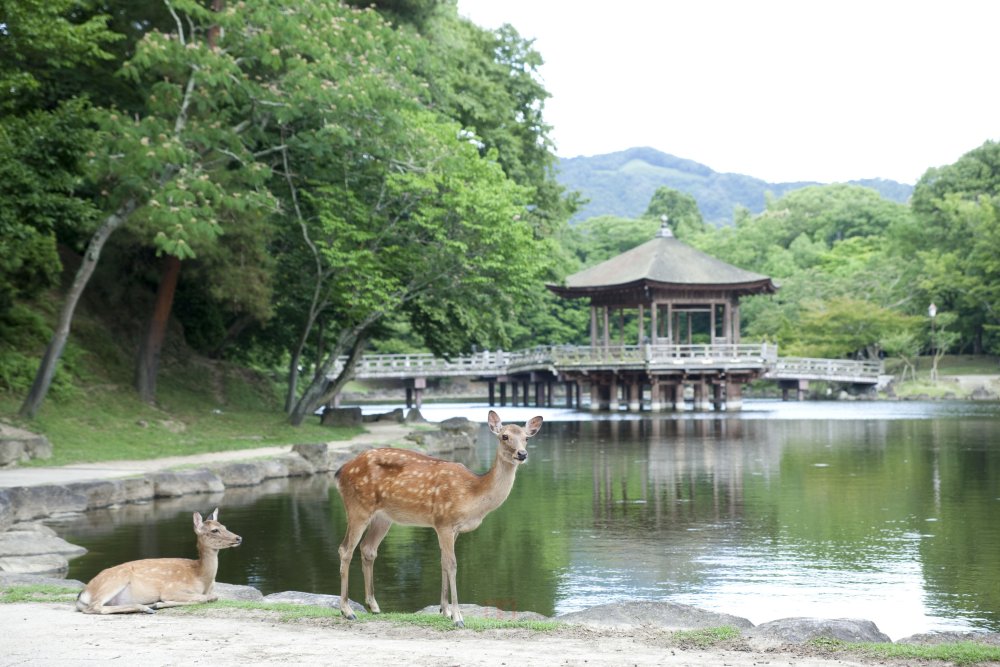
xmin=196 ymin=542 xmax=220 ymax=586
xmin=474 ymin=450 xmax=520 ymax=513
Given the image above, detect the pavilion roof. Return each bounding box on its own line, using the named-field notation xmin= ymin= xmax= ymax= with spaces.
xmin=548 ymin=228 xmax=777 ymax=298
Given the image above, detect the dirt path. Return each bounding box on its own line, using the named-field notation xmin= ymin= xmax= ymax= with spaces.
xmin=0 ymin=602 xmax=875 ymax=667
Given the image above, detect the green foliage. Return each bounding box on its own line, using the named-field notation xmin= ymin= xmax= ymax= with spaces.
xmin=909 ymin=141 xmax=1000 ymax=353
xmin=0 ymin=0 xmax=122 ymax=113
xmin=0 ymin=102 xmax=100 ymax=319
xmin=643 ymin=185 xmax=707 ymax=237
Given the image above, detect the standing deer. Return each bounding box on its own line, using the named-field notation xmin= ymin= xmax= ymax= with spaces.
xmin=76 ymin=508 xmax=242 ymax=614
xmin=335 ymin=410 xmax=543 ymax=627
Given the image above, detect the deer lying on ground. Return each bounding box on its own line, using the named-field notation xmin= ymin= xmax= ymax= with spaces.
xmin=335 ymin=410 xmax=543 ymax=627
xmin=76 ymin=508 xmax=242 ymax=614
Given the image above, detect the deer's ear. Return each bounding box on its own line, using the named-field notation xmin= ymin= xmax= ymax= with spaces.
xmin=488 ymin=410 xmax=502 ymax=435
xmin=209 ymin=508 xmax=219 ymax=521
xmin=193 ymin=512 xmax=204 ymax=529
xmin=525 ymin=416 xmax=543 ymax=438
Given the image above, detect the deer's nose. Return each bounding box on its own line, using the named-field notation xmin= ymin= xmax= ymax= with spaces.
xmin=516 ymin=450 xmax=528 ymax=462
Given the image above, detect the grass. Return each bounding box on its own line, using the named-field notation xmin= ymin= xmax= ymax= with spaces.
xmin=810 ymin=637 xmax=1000 ymax=665
xmin=0 ymin=584 xmax=80 ymax=604
xmin=671 ymin=625 xmax=742 ymax=647
xmin=177 ymin=599 xmax=561 ymax=631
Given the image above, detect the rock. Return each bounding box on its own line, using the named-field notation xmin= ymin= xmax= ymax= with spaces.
xmin=0 ymin=554 xmax=72 ymax=575
xmin=208 ymin=462 xmax=267 ymax=488
xmin=0 ymin=573 xmax=84 ymax=590
xmin=404 ymin=424 xmax=476 ymax=452
xmin=290 ymin=444 xmax=336 ymax=473
xmin=898 ymin=631 xmax=1000 ymax=645
xmin=214 ymin=582 xmax=264 ymax=601
xmin=439 ymin=416 xmax=479 ymax=437
xmin=148 ymin=470 xmax=225 ymax=498
xmin=0 ymin=423 xmax=52 ymax=467
xmin=0 ymin=491 xmax=13 ymax=532
xmin=404 ymin=408 xmax=427 ymax=424
xmin=5 ymin=485 xmax=88 ymax=522
xmin=0 ymin=523 xmax=86 ymax=575
xmin=62 ymin=477 xmax=156 ymax=509
xmin=263 ymin=590 xmax=365 ymax=614
xmin=320 ymin=407 xmax=363 ymax=427
xmin=416 ymin=603 xmax=549 ymax=622
xmin=749 ymin=617 xmax=890 ymax=643
xmin=555 ymin=600 xmax=753 ymax=631
xmin=362 ymin=408 xmax=404 ymax=424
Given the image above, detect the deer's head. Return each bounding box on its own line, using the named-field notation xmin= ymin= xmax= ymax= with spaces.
xmin=488 ymin=410 xmax=543 ymax=465
xmin=194 ymin=508 xmax=243 ymax=550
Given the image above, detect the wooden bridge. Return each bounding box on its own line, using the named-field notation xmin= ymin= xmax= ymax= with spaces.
xmin=333 ymin=344 xmax=882 ymax=412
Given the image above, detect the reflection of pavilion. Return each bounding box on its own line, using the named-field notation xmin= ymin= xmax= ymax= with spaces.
xmin=547 ymin=222 xmax=777 ymax=411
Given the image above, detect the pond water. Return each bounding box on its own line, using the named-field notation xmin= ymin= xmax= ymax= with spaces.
xmin=53 ymin=400 xmax=1000 ymax=640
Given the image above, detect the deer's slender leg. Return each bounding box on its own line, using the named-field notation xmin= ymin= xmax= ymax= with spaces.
xmin=359 ymin=512 xmax=392 ymax=614
xmin=338 ymin=511 xmax=372 ymax=620
xmin=436 ymin=527 xmax=463 ymax=628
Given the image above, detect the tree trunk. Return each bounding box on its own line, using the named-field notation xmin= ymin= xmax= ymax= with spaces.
xmin=135 ymin=255 xmax=182 ymax=403
xmin=19 ymin=200 xmax=137 ymax=419
xmin=288 ymin=316 xmax=378 ymax=426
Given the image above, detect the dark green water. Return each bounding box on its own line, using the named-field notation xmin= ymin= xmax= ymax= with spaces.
xmin=55 ymin=400 xmax=1000 ymax=639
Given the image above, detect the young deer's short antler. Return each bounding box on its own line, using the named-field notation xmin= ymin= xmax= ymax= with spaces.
xmin=335 ymin=410 xmax=543 ymax=627
xmin=76 ymin=508 xmax=242 ymax=614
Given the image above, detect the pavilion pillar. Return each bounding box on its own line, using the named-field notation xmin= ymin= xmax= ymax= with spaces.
xmin=499 ymin=381 xmax=507 ymax=406
xmin=693 ymin=381 xmax=711 ymax=411
xmin=711 ymin=383 xmax=724 ymax=410
xmin=627 ymin=379 xmax=641 ymax=411
xmin=725 ymin=381 xmax=743 ymax=411
xmin=608 ymin=378 xmax=620 ymax=412
xmin=649 ymin=377 xmax=662 ymax=412
xmin=590 ymin=306 xmax=598 ymax=348
xmin=589 ymin=381 xmax=601 ymax=411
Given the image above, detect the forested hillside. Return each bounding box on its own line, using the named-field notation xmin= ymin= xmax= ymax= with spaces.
xmin=557 ymin=147 xmax=914 ymax=225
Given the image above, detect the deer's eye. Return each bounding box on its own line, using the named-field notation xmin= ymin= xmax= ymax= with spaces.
xmin=502 ymin=434 xmax=508 ymax=440
xmin=211 ymin=528 xmax=220 ymax=533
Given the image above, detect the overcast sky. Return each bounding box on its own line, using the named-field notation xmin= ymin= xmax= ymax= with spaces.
xmin=456 ymin=1 xmax=999 ymax=185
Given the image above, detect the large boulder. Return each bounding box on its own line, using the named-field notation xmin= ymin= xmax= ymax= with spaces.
xmin=556 ymin=600 xmax=753 ymax=631
xmin=5 ymin=485 xmax=88 ymax=522
xmin=214 ymin=582 xmax=264 ymax=601
xmin=748 ymin=617 xmax=890 ymax=643
xmin=148 ymin=470 xmax=225 ymax=498
xmin=0 ymin=423 xmax=52 ymax=467
xmin=0 ymin=523 xmax=86 ymax=575
xmin=320 ymin=407 xmax=363 ymax=427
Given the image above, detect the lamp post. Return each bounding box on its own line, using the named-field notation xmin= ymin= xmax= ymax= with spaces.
xmin=928 ymin=302 xmax=938 ymax=381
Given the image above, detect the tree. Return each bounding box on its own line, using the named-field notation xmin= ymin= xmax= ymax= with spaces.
xmin=281 ymin=113 xmax=548 ymax=425
xmin=20 ymin=0 xmax=276 ymax=417
xmin=909 ymin=142 xmax=1000 ymax=354
xmin=643 ymin=186 xmax=706 ymax=238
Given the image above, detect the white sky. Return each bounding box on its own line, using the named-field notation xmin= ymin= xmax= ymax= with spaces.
xmin=457 ymin=0 xmax=1000 ymax=185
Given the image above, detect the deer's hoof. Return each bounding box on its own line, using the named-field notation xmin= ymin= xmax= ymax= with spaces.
xmin=454 ymin=619 xmax=465 ymax=629
xmin=140 ymin=606 xmax=155 ymax=615
xmin=343 ymin=611 xmax=357 ymax=621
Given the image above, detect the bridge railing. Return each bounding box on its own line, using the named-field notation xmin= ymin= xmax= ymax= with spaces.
xmin=332 ymin=344 xmax=880 ymax=384
xmin=766 ymin=356 xmax=882 ymax=382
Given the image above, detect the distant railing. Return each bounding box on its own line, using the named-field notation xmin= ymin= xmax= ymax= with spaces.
xmin=333 ymin=343 xmax=880 ymax=385
xmin=765 ymin=356 xmax=883 ymax=383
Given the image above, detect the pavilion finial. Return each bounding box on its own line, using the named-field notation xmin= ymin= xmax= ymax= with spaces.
xmin=657 ymin=214 xmax=674 ymax=238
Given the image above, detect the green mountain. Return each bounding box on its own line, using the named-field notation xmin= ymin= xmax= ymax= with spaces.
xmin=556 ymin=147 xmax=914 ymax=226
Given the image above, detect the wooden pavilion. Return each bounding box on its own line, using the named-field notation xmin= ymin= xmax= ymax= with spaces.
xmin=546 ymin=220 xmax=778 ymax=411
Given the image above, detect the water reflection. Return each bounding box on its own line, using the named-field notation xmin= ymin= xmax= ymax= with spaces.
xmin=53 ymin=402 xmax=1000 ymax=641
